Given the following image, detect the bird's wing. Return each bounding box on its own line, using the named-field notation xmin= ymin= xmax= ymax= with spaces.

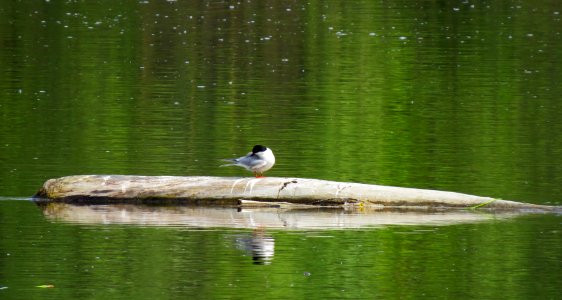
xmin=238 ymin=154 xmax=267 ymax=170
xmin=248 ymin=159 xmax=268 ymax=170
xmin=221 ymin=151 xmax=252 ymax=163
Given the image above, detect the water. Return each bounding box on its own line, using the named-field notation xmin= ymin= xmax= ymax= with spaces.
xmin=1 ymin=0 xmax=561 ymax=299
xmin=0 ymin=200 xmax=561 ymax=299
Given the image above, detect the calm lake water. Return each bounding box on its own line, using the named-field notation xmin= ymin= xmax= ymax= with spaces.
xmin=1 ymin=0 xmax=561 ymax=299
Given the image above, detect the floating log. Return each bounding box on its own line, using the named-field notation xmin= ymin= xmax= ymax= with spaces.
xmin=34 ymin=175 xmax=558 ymax=211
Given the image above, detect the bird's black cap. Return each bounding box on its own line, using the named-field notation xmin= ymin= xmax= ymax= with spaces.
xmin=252 ymin=145 xmax=267 ymax=153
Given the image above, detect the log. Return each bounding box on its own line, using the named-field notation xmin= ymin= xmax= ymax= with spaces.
xmin=34 ymin=175 xmax=558 ymax=211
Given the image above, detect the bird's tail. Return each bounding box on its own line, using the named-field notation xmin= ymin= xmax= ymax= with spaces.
xmin=219 ymin=158 xmax=238 ymax=167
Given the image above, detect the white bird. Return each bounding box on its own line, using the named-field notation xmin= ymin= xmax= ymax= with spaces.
xmin=221 ymin=145 xmax=276 ymax=177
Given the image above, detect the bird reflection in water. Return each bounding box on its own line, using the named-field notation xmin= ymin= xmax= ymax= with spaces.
xmin=233 ymin=229 xmax=275 ymax=265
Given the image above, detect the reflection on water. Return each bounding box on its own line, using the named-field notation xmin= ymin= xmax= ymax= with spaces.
xmin=233 ymin=230 xmax=275 ymax=265
xmin=1 ymin=0 xmax=562 ymax=298
xmin=1 ymin=0 xmax=561 ymax=205
xmin=37 ymin=202 xmax=527 ymax=229
xmin=0 ymin=200 xmax=560 ymax=299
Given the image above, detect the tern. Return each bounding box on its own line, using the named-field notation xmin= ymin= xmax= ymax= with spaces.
xmin=221 ymin=145 xmax=276 ymax=178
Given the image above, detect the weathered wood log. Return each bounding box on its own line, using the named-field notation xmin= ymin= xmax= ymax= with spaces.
xmin=34 ymin=175 xmax=558 ymax=211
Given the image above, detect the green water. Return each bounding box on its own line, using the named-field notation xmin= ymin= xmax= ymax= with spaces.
xmin=1 ymin=201 xmax=561 ymax=299
xmin=1 ymin=1 xmax=561 ymax=299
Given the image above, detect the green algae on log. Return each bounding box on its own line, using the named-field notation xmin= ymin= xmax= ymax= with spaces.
xmin=34 ymin=175 xmax=557 ymax=211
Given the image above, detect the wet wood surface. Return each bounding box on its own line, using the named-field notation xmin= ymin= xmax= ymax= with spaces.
xmin=34 ymin=175 xmax=558 ymax=211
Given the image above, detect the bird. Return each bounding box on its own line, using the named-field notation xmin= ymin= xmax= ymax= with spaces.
xmin=221 ymin=145 xmax=276 ymax=178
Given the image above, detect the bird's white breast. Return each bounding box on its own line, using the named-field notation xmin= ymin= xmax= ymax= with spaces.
xmin=256 ymin=148 xmax=275 ymax=172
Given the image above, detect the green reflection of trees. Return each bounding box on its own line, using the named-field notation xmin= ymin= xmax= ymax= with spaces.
xmin=1 ymin=2 xmax=561 ymax=299
xmin=1 ymin=0 xmax=561 ymax=201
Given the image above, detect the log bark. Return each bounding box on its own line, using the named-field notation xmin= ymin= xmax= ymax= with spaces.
xmin=34 ymin=175 xmax=558 ymax=211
